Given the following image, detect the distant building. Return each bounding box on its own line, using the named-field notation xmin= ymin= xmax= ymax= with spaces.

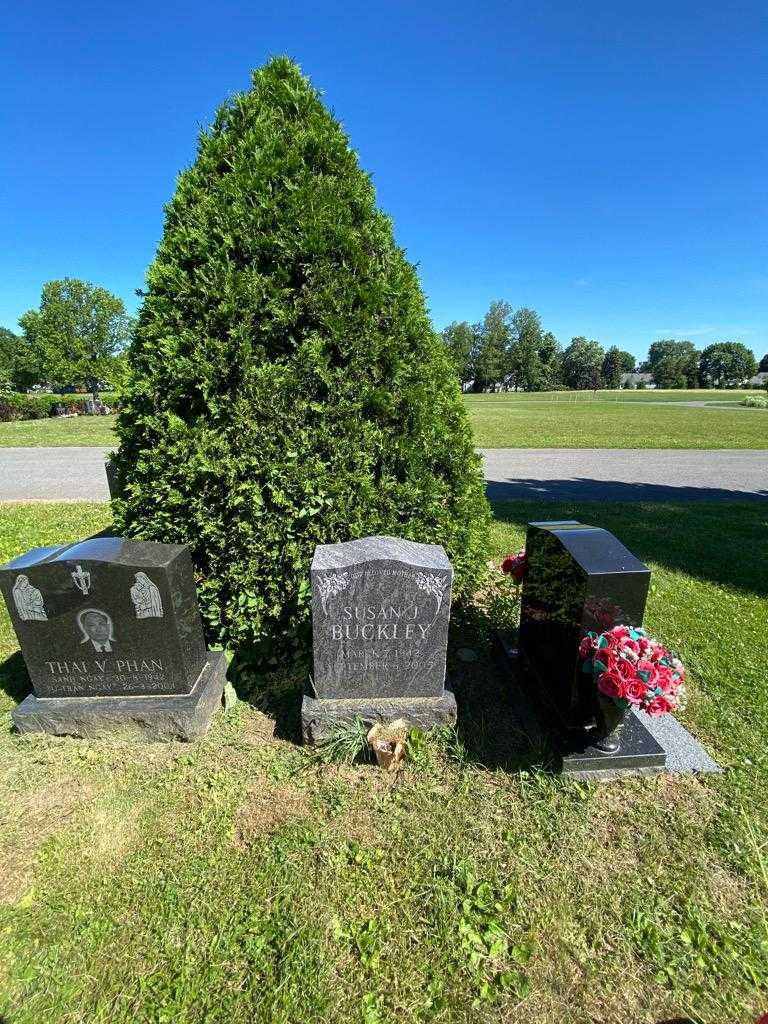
xmin=620 ymin=372 xmax=656 ymax=389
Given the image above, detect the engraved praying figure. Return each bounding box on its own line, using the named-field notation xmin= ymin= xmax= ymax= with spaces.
xmin=12 ymin=574 xmax=47 ymax=621
xmin=317 ymin=572 xmax=350 ymax=613
xmin=130 ymin=572 xmax=164 ymax=619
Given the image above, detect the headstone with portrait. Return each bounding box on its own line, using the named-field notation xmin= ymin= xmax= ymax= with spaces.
xmin=301 ymin=536 xmax=457 ymax=743
xmin=0 ymin=536 xmax=227 ymax=741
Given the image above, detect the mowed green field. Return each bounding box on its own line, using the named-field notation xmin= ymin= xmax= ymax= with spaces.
xmin=1 ymin=500 xmax=766 ymax=1023
xmin=465 ymin=391 xmax=768 ymax=448
xmin=0 ymin=414 xmax=117 ymax=447
xmin=1 ymin=391 xmax=765 ymax=448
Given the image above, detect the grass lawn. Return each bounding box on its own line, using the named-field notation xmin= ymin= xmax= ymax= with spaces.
xmin=0 ymin=415 xmax=117 ymax=447
xmin=467 ymin=389 xmax=756 ymax=403
xmin=1 ymin=500 xmax=767 ymax=1023
xmin=465 ymin=394 xmax=768 ymax=448
xmin=0 ymin=393 xmax=765 ymax=451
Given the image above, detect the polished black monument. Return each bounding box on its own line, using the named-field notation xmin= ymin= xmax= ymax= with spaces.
xmin=514 ymin=520 xmax=666 ymax=778
xmin=1 ymin=537 xmax=227 ymax=741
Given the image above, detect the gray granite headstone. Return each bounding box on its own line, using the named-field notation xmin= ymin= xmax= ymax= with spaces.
xmin=303 ymin=536 xmax=457 ymax=743
xmin=311 ymin=536 xmax=452 ymax=699
xmin=1 ymin=537 xmax=227 ymax=741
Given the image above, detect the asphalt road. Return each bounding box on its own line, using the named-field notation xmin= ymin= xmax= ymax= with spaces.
xmin=0 ymin=446 xmax=766 ymax=503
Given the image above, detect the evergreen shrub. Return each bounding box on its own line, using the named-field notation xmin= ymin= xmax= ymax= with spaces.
xmin=111 ymin=57 xmax=490 ymax=671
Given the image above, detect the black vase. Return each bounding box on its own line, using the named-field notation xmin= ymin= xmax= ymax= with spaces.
xmin=594 ymin=694 xmax=629 ymax=753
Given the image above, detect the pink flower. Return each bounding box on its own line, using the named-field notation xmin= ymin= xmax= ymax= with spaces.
xmin=597 ymin=671 xmax=626 ymax=699
xmin=594 ymin=649 xmax=617 ymax=673
xmin=501 ymin=549 xmax=527 ymax=581
xmin=636 ymin=659 xmax=658 ymax=686
xmin=590 ymin=626 xmax=685 ymax=718
xmin=655 ymin=666 xmax=677 ymax=694
xmin=614 ymin=657 xmax=637 ymax=683
xmin=579 ymin=635 xmax=596 ymax=658
xmin=624 ymin=678 xmax=647 ymax=705
xmin=645 ymin=694 xmax=675 ymax=716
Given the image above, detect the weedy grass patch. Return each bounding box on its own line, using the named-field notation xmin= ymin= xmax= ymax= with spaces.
xmin=0 ymin=499 xmax=766 ymax=1023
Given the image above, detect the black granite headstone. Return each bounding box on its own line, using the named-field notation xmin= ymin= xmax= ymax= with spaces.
xmin=1 ymin=537 xmax=227 ymax=741
xmin=302 ymin=536 xmax=457 ymax=743
xmin=518 ymin=521 xmax=651 ymax=731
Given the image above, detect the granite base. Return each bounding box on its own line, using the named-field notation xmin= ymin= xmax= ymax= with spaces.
xmin=302 ymin=687 xmax=457 ymax=745
xmin=560 ymin=712 xmax=666 ymax=780
xmin=12 ymin=651 xmax=227 ymax=743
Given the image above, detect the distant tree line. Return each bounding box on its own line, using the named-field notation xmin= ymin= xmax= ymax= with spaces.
xmin=441 ymin=301 xmax=763 ymax=391
xmin=2 ymin=284 xmax=764 ymax=397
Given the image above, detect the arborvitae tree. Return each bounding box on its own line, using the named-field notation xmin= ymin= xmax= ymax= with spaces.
xmin=111 ymin=58 xmax=490 ymax=669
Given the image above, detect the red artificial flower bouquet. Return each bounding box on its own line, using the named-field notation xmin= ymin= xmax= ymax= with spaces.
xmin=579 ymin=625 xmax=686 ymax=716
xmin=501 ymin=548 xmax=527 ymax=582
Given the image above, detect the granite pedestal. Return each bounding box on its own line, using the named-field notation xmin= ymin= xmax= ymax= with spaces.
xmin=13 ymin=651 xmax=227 ymax=742
xmin=301 ymin=686 xmax=457 ymax=745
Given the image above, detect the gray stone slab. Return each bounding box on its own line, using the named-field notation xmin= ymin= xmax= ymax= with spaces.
xmin=301 ymin=687 xmax=457 ymax=745
xmin=561 ymin=711 xmax=666 ymax=780
xmin=633 ymin=706 xmax=721 ymax=774
xmin=311 ymin=535 xmax=453 ymax=700
xmin=12 ymin=651 xmax=227 ymax=742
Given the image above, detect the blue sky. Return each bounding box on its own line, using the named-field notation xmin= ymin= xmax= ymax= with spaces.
xmin=2 ymin=0 xmax=766 ymax=361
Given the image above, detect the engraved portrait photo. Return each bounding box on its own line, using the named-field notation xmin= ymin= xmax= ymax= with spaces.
xmin=77 ymin=608 xmax=115 ymax=652
xmin=12 ymin=574 xmax=47 ymax=621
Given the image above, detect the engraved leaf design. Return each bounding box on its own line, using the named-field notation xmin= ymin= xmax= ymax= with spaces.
xmin=414 ymin=572 xmax=448 ymax=617
xmin=318 ymin=572 xmax=350 ymax=613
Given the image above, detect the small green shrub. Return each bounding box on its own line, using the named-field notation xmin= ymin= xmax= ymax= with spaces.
xmin=111 ymin=57 xmax=490 ymax=669
xmin=0 ymin=392 xmax=119 ymax=421
xmin=741 ymin=394 xmax=768 ymax=408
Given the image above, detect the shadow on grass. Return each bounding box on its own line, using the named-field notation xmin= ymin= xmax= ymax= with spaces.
xmin=486 ymin=476 xmax=767 ymax=503
xmin=447 ymin=602 xmax=555 ymax=774
xmin=229 ymin=651 xmax=307 ymax=745
xmin=0 ymin=651 xmax=31 ymax=705
xmin=490 ymin=498 xmax=768 ymax=598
